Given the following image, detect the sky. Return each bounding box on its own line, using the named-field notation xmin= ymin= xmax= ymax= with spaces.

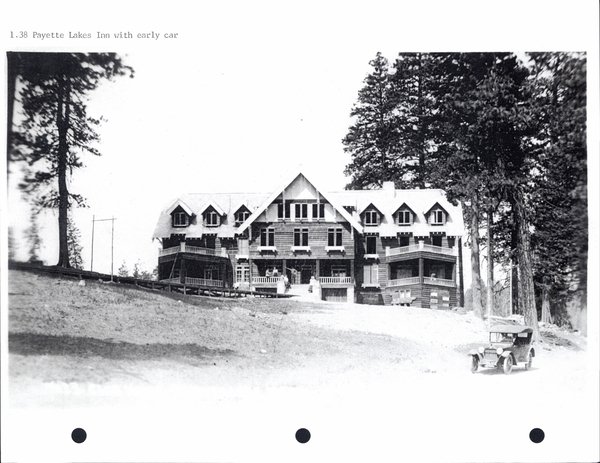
xmin=2 ymin=0 xmax=599 ymax=285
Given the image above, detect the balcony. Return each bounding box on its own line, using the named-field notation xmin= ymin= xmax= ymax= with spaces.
xmin=159 ymin=243 xmax=226 ymax=258
xmin=386 ymin=242 xmax=457 ymax=258
xmin=387 ymin=276 xmax=456 ymax=288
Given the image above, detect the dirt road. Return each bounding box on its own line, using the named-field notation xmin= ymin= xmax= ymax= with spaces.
xmin=4 ymin=271 xmax=598 ymax=462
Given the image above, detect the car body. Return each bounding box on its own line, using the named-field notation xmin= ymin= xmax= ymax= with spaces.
xmin=469 ymin=324 xmax=535 ymax=374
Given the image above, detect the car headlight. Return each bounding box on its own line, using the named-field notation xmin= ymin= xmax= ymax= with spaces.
xmin=478 ymin=347 xmax=484 ymax=354
xmin=496 ymin=348 xmax=503 ymax=355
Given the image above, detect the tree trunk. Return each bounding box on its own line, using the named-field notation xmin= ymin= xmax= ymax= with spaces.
xmin=512 ymin=188 xmax=540 ymax=340
xmin=458 ymin=237 xmax=465 ymax=307
xmin=541 ymin=282 xmax=553 ymax=324
xmin=470 ymin=194 xmax=483 ymax=318
xmin=56 ymin=75 xmax=71 ymax=268
xmin=486 ymin=207 xmax=494 ymax=325
xmin=6 ymin=53 xmax=19 ymax=165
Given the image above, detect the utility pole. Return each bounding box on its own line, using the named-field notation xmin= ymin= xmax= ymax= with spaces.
xmin=91 ymin=216 xmax=116 ymax=281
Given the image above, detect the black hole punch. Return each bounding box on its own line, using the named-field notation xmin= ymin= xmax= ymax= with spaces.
xmin=295 ymin=428 xmax=311 ymax=444
xmin=529 ymin=428 xmax=545 ymax=444
xmin=71 ymin=428 xmax=87 ymax=444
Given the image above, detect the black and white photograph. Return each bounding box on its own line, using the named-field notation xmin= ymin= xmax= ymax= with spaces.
xmin=1 ymin=2 xmax=599 ymax=462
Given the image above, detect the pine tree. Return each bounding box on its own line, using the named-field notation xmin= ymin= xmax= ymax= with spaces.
xmin=527 ymin=52 xmax=587 ymax=325
xmin=343 ymin=52 xmax=399 ymax=189
xmin=10 ymin=53 xmax=133 ymax=268
xmin=118 ymin=261 xmax=130 ymax=277
xmin=67 ymin=217 xmax=84 ymax=269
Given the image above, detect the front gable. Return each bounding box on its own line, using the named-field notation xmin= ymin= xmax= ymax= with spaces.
xmin=237 ymin=172 xmax=363 ymax=233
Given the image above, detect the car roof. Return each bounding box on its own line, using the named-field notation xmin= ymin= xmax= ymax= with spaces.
xmin=488 ymin=324 xmax=533 ymax=334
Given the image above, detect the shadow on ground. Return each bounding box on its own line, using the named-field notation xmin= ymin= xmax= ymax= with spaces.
xmin=9 ymin=332 xmax=236 ymax=362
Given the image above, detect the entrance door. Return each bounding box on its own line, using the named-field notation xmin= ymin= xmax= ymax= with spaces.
xmin=301 ymin=268 xmax=312 ymax=284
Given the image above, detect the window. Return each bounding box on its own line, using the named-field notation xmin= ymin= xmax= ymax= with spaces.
xmin=294 ymin=228 xmax=309 ymax=246
xmin=260 ymin=228 xmax=275 ymax=246
xmin=236 ymin=264 xmax=249 ymax=283
xmin=277 ymin=202 xmax=291 ymax=219
xmin=294 ymin=203 xmax=308 ymax=220
xmin=205 ymin=211 xmax=219 ymax=226
xmin=332 ymin=265 xmax=346 ymax=277
xmin=366 ymin=236 xmax=377 ymax=254
xmin=173 ymin=211 xmax=188 ymax=227
xmin=235 ymin=210 xmax=249 ymax=226
xmin=399 ymin=236 xmax=410 ymax=247
xmin=364 ymin=210 xmax=378 ymax=225
xmin=397 ymin=210 xmax=411 ymax=225
xmin=431 ymin=209 xmax=445 ymax=224
xmin=363 ymin=263 xmax=379 ymax=286
xmin=312 ymin=203 xmax=325 ymax=220
xmin=432 ymin=235 xmax=442 ymax=247
xmin=328 ymin=228 xmax=343 ymax=246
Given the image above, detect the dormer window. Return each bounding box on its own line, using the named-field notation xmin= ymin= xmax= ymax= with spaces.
xmin=426 ymin=202 xmax=448 ymax=226
xmin=397 ymin=210 xmax=412 ymax=225
xmin=364 ymin=210 xmax=379 ymax=226
xmin=235 ymin=210 xmax=250 ymax=226
xmin=431 ymin=209 xmax=445 ymax=225
xmin=173 ymin=211 xmax=189 ymax=227
xmin=204 ymin=210 xmax=220 ymax=227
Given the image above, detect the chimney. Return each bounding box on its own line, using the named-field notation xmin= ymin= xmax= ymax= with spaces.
xmin=382 ymin=181 xmax=395 ymax=198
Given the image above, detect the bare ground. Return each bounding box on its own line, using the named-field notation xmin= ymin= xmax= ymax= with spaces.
xmin=4 ymin=269 xmax=598 ymax=462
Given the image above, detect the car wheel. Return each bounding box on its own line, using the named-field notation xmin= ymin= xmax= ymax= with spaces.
xmin=524 ymin=352 xmax=532 ymax=371
xmin=502 ymin=355 xmax=513 ymax=375
xmin=470 ymin=356 xmax=479 ymax=373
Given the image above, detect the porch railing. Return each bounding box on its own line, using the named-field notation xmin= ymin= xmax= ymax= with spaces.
xmin=318 ymin=276 xmax=354 ymax=285
xmin=184 ymin=277 xmax=225 ymax=287
xmin=160 ymin=277 xmax=225 ymax=287
xmin=386 ymin=243 xmax=457 ymax=257
xmin=252 ymin=276 xmax=281 ymax=284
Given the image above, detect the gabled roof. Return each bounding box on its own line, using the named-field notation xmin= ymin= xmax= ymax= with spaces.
xmin=199 ymin=200 xmax=226 ymax=216
xmin=360 ymin=202 xmax=383 ymax=215
xmin=425 ymin=201 xmax=449 ymax=215
xmin=236 ymin=171 xmax=364 ymax=234
xmin=326 ymin=188 xmax=464 ymax=238
xmin=393 ymin=202 xmax=416 ymax=215
xmin=166 ymin=199 xmax=194 ymax=216
xmin=153 ymin=192 xmax=269 ymax=240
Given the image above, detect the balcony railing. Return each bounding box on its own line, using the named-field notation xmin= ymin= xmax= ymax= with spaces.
xmin=252 ymin=276 xmax=281 ymax=284
xmin=424 ymin=276 xmax=456 ymax=287
xmin=318 ymin=276 xmax=353 ymax=285
xmin=159 ymin=243 xmax=224 ymax=257
xmin=387 ymin=276 xmax=456 ymax=287
xmin=386 ymin=243 xmax=457 ymax=258
xmin=387 ymin=277 xmax=421 ymax=287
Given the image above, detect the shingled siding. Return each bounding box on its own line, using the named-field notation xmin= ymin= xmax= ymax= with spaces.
xmin=248 ymin=221 xmax=355 ymax=260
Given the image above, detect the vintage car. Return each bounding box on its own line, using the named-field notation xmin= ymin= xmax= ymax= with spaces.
xmin=469 ymin=324 xmax=535 ymax=374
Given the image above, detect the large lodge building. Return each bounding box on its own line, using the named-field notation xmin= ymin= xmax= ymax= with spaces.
xmin=152 ymin=172 xmax=465 ymax=307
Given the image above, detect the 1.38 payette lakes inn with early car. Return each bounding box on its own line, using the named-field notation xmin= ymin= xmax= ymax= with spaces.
xmin=152 ymin=171 xmax=465 ymax=307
